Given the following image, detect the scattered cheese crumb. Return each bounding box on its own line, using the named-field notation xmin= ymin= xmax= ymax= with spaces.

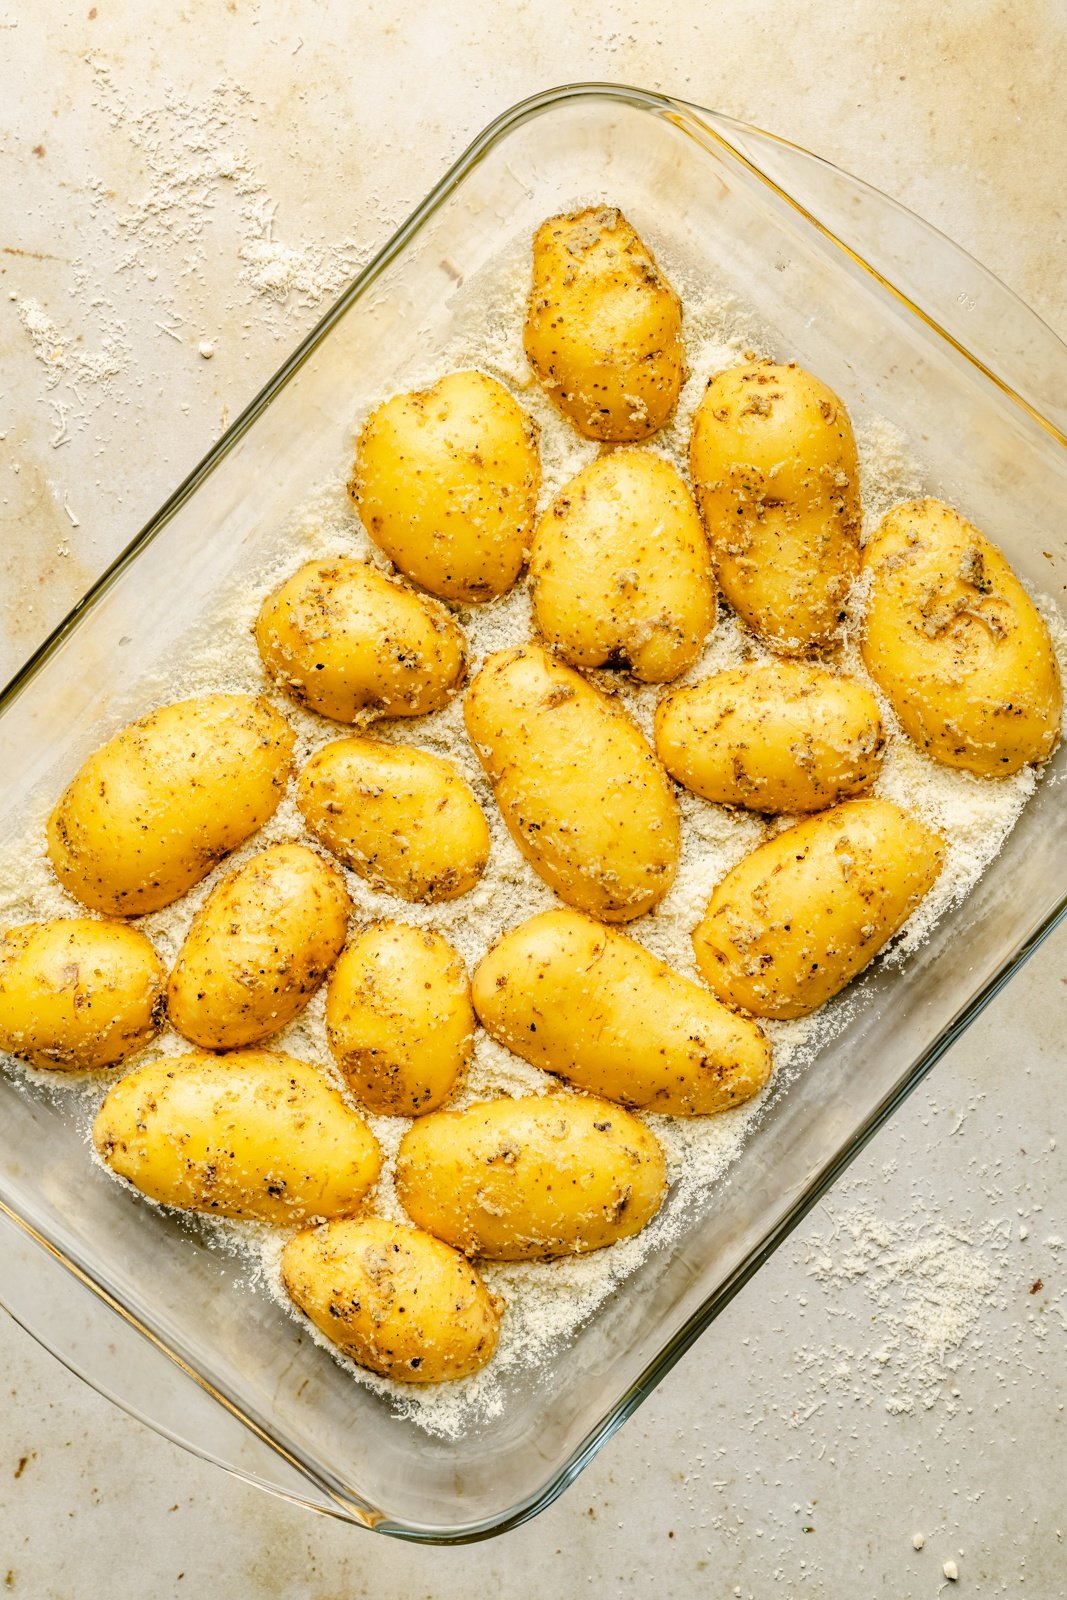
xmin=198 ymin=340 xmax=215 ymax=360
xmin=913 ymin=1533 xmax=925 ymax=1550
xmin=943 ymin=1558 xmax=959 ymax=1581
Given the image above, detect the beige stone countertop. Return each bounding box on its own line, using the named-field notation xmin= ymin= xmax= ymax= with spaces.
xmin=1 ymin=4 xmax=1064 ymax=1595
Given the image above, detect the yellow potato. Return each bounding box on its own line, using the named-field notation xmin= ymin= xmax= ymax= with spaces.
xmin=281 ymin=1217 xmax=503 ymax=1384
xmin=326 ymin=921 xmax=474 ymax=1116
xmin=524 ymin=207 xmax=684 ymax=442
xmin=167 ymin=843 xmax=352 ymax=1051
xmin=692 ymin=798 xmax=944 ymax=1019
xmin=0 ymin=918 xmax=165 ymax=1071
xmin=689 ymin=361 xmax=861 ymax=652
xmin=463 ymin=643 xmax=679 ymax=922
xmin=530 ymin=450 xmax=715 ymax=682
xmin=861 ymin=498 xmax=1063 ymax=776
xmin=297 ymin=737 xmax=490 ymax=903
xmin=254 ymin=557 xmax=467 ymax=724
xmin=48 ymin=695 xmax=294 ymax=916
xmin=655 ymin=661 xmax=884 ymax=813
xmin=396 ymin=1093 xmax=667 ymax=1260
xmin=93 ymin=1049 xmax=381 ymax=1224
xmin=473 ymin=909 xmax=771 ymax=1116
xmin=349 ymin=370 xmax=540 ymax=603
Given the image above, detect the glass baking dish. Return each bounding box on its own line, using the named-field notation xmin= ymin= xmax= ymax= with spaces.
xmin=1 ymin=83 xmax=1065 ymax=1544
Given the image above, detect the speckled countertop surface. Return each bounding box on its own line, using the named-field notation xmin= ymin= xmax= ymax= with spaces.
xmin=1 ymin=4 xmax=1065 ymax=1595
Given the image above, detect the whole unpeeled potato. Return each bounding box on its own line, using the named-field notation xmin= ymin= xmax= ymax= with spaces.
xmin=47 ymin=694 xmax=294 ymax=916
xmin=689 ymin=360 xmax=861 ymax=652
xmin=350 ymin=370 xmax=540 ymax=603
xmin=525 ymin=207 xmax=684 ymax=442
xmin=861 ymin=498 xmax=1062 ymax=776
xmin=530 ymin=449 xmax=715 ymax=682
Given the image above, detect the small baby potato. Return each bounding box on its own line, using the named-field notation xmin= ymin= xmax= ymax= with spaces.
xmin=396 ymin=1093 xmax=667 ymax=1260
xmin=473 ymin=909 xmax=771 ymax=1116
xmin=689 ymin=361 xmax=861 ymax=652
xmin=692 ymin=797 xmax=944 ymax=1018
xmin=297 ymin=736 xmax=490 ymax=903
xmin=281 ymin=1217 xmax=503 ymax=1384
xmin=326 ymin=921 xmax=474 ymax=1116
xmin=655 ymin=661 xmax=884 ymax=813
xmin=93 ymin=1049 xmax=381 ymax=1224
xmin=0 ymin=919 xmax=165 ymax=1071
xmin=463 ymin=643 xmax=679 ymax=921
xmin=255 ymin=558 xmax=467 ymax=724
xmin=524 ymin=207 xmax=684 ymax=442
xmin=350 ymin=370 xmax=540 ymax=603
xmin=167 ymin=843 xmax=351 ymax=1051
xmin=48 ymin=695 xmax=294 ymax=916
xmin=861 ymin=498 xmax=1063 ymax=776
xmin=530 ymin=450 xmax=715 ymax=682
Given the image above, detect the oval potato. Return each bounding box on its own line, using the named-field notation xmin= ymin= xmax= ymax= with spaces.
xmin=281 ymin=1217 xmax=503 ymax=1384
xmin=167 ymin=842 xmax=352 ymax=1051
xmin=689 ymin=361 xmax=861 ymax=652
xmin=692 ymin=798 xmax=944 ymax=1018
xmin=326 ymin=921 xmax=474 ymax=1116
xmin=349 ymin=370 xmax=540 ymax=603
xmin=655 ymin=661 xmax=884 ymax=813
xmin=396 ymin=1094 xmax=667 ymax=1260
xmin=255 ymin=558 xmax=467 ymax=724
xmin=47 ymin=695 xmax=294 ymax=916
xmin=93 ymin=1049 xmax=381 ymax=1223
xmin=861 ymin=498 xmax=1063 ymax=776
xmin=524 ymin=207 xmax=684 ymax=442
xmin=463 ymin=643 xmax=679 ymax=922
xmin=530 ymin=450 xmax=715 ymax=682
xmin=473 ymin=909 xmax=771 ymax=1116
xmin=0 ymin=918 xmax=165 ymax=1071
xmin=297 ymin=737 xmax=490 ymax=903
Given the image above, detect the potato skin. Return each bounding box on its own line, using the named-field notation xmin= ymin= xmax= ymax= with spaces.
xmin=167 ymin=843 xmax=351 ymax=1051
xmin=692 ymin=798 xmax=944 ymax=1019
xmin=297 ymin=737 xmax=490 ymax=903
xmin=861 ymin=498 xmax=1063 ymax=776
xmin=524 ymin=207 xmax=684 ymax=443
xmin=255 ymin=558 xmax=467 ymax=724
xmin=655 ymin=662 xmax=884 ymax=813
xmin=530 ymin=450 xmax=715 ymax=682
xmin=0 ymin=919 xmax=165 ymax=1071
xmin=281 ymin=1217 xmax=503 ymax=1384
xmin=326 ymin=921 xmax=474 ymax=1116
xmin=463 ymin=643 xmax=679 ymax=922
xmin=473 ymin=909 xmax=771 ymax=1116
xmin=47 ymin=695 xmax=294 ymax=916
xmin=349 ymin=370 xmax=540 ymax=603
xmin=93 ymin=1049 xmax=381 ymax=1223
xmin=689 ymin=361 xmax=861 ymax=652
xmin=396 ymin=1094 xmax=667 ymax=1260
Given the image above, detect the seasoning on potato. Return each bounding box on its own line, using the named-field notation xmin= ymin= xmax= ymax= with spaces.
xmin=473 ymin=909 xmax=771 ymax=1116
xmin=655 ymin=661 xmax=884 ymax=813
xmin=47 ymin=694 xmax=295 ymax=916
xmin=530 ymin=450 xmax=715 ymax=682
xmin=692 ymin=797 xmax=944 ymax=1019
xmin=524 ymin=207 xmax=684 ymax=442
xmin=396 ymin=1093 xmax=667 ymax=1260
xmin=167 ymin=842 xmax=351 ymax=1051
xmin=281 ymin=1217 xmax=504 ymax=1384
xmin=350 ymin=370 xmax=540 ymax=603
xmin=93 ymin=1049 xmax=381 ymax=1224
xmin=297 ymin=736 xmax=490 ymax=903
xmin=689 ymin=360 xmax=861 ymax=652
xmin=463 ymin=642 xmax=679 ymax=922
xmin=326 ymin=921 xmax=474 ymax=1116
xmin=255 ymin=557 xmax=467 ymax=724
xmin=861 ymin=498 xmax=1063 ymax=776
xmin=0 ymin=918 xmax=165 ymax=1071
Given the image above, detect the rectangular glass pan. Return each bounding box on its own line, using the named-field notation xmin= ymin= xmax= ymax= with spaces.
xmin=1 ymin=84 xmax=1066 ymax=1543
